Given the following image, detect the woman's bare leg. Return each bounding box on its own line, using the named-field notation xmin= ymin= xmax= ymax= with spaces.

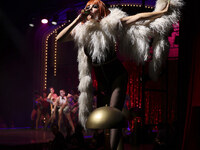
xmin=31 ymin=109 xmax=37 ymax=128
xmin=109 ymin=73 xmax=128 ymax=150
xmin=31 ymin=109 xmax=37 ymax=121
xmin=65 ymin=113 xmax=75 ymax=134
xmin=44 ymin=115 xmax=53 ymax=129
xmin=36 ymin=109 xmax=41 ymax=129
xmin=58 ymin=110 xmax=63 ymax=131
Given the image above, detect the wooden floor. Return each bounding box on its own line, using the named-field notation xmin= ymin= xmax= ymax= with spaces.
xmin=0 ymin=128 xmax=154 ymax=150
xmin=0 ymin=128 xmax=54 ymax=146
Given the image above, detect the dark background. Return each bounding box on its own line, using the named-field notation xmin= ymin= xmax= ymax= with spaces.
xmin=0 ymin=0 xmax=89 ymax=127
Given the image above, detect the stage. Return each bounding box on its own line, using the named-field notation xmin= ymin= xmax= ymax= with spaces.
xmin=0 ymin=128 xmax=54 ymax=150
xmin=0 ymin=128 xmax=155 ymax=150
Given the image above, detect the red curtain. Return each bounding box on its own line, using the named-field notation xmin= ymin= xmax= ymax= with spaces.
xmin=182 ymin=34 xmax=200 ymax=150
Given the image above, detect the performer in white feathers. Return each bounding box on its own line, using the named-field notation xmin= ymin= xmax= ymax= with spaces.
xmin=56 ymin=0 xmax=183 ymax=149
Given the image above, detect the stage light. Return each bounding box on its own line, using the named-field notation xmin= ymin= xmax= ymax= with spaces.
xmin=41 ymin=19 xmax=48 ymax=24
xmin=28 ymin=17 xmax=36 ymax=27
xmin=52 ymin=21 xmax=57 ymax=25
xmin=51 ymin=15 xmax=58 ymax=25
xmin=29 ymin=23 xmax=34 ymax=27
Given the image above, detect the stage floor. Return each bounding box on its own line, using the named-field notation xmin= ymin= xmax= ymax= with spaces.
xmin=0 ymin=128 xmax=154 ymax=150
xmin=0 ymin=128 xmax=54 ymax=146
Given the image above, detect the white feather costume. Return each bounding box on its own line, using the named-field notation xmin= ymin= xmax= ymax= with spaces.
xmin=72 ymin=0 xmax=184 ymax=128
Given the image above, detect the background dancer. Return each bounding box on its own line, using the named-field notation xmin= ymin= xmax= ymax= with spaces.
xmin=52 ymin=89 xmax=75 ymax=134
xmin=45 ymin=87 xmax=58 ymax=128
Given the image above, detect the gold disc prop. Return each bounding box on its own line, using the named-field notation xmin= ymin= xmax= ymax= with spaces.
xmin=86 ymin=106 xmax=127 ymax=129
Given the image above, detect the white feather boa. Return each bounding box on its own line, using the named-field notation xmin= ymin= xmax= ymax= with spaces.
xmin=120 ymin=0 xmax=184 ymax=80
xmin=72 ymin=0 xmax=183 ymax=128
xmin=73 ymin=8 xmax=127 ymax=129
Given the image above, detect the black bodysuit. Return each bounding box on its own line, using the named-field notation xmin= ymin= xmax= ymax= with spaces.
xmin=84 ymin=47 xmax=128 ymax=107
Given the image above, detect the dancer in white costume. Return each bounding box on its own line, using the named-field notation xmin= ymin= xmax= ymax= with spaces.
xmin=52 ymin=89 xmax=75 ymax=133
xmin=56 ymin=0 xmax=183 ymax=149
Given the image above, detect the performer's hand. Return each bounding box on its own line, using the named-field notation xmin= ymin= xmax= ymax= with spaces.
xmin=162 ymin=1 xmax=170 ymax=13
xmin=52 ymin=114 xmax=56 ymax=121
xmin=72 ymin=107 xmax=78 ymax=113
xmin=77 ymin=9 xmax=90 ymax=22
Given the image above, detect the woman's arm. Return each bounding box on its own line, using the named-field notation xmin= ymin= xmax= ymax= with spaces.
xmin=121 ymin=1 xmax=169 ymax=25
xmin=56 ymin=12 xmax=88 ymax=42
xmin=47 ymin=93 xmax=52 ymax=99
xmin=52 ymin=98 xmax=59 ymax=115
xmin=61 ymin=100 xmax=68 ymax=109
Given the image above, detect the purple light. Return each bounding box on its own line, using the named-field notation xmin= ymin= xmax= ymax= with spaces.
xmin=41 ymin=18 xmax=48 ymax=24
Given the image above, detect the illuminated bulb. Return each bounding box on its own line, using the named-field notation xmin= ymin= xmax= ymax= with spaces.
xmin=29 ymin=23 xmax=34 ymax=27
xmin=41 ymin=19 xmax=48 ymax=24
xmin=51 ymin=21 xmax=57 ymax=25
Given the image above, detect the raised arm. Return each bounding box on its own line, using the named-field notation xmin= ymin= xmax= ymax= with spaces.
xmin=121 ymin=1 xmax=169 ymax=26
xmin=47 ymin=93 xmax=52 ymax=100
xmin=56 ymin=11 xmax=88 ymax=43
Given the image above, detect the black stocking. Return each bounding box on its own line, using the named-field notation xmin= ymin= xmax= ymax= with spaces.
xmin=109 ymin=72 xmax=128 ymax=150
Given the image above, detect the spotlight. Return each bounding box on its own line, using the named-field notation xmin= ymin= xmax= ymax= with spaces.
xmin=51 ymin=15 xmax=58 ymax=25
xmin=28 ymin=17 xmax=36 ymax=27
xmin=51 ymin=21 xmax=57 ymax=25
xmin=41 ymin=18 xmax=48 ymax=24
xmin=29 ymin=23 xmax=34 ymax=27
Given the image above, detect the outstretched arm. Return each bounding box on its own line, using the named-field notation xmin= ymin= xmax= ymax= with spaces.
xmin=56 ymin=11 xmax=88 ymax=42
xmin=121 ymin=1 xmax=169 ymax=25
